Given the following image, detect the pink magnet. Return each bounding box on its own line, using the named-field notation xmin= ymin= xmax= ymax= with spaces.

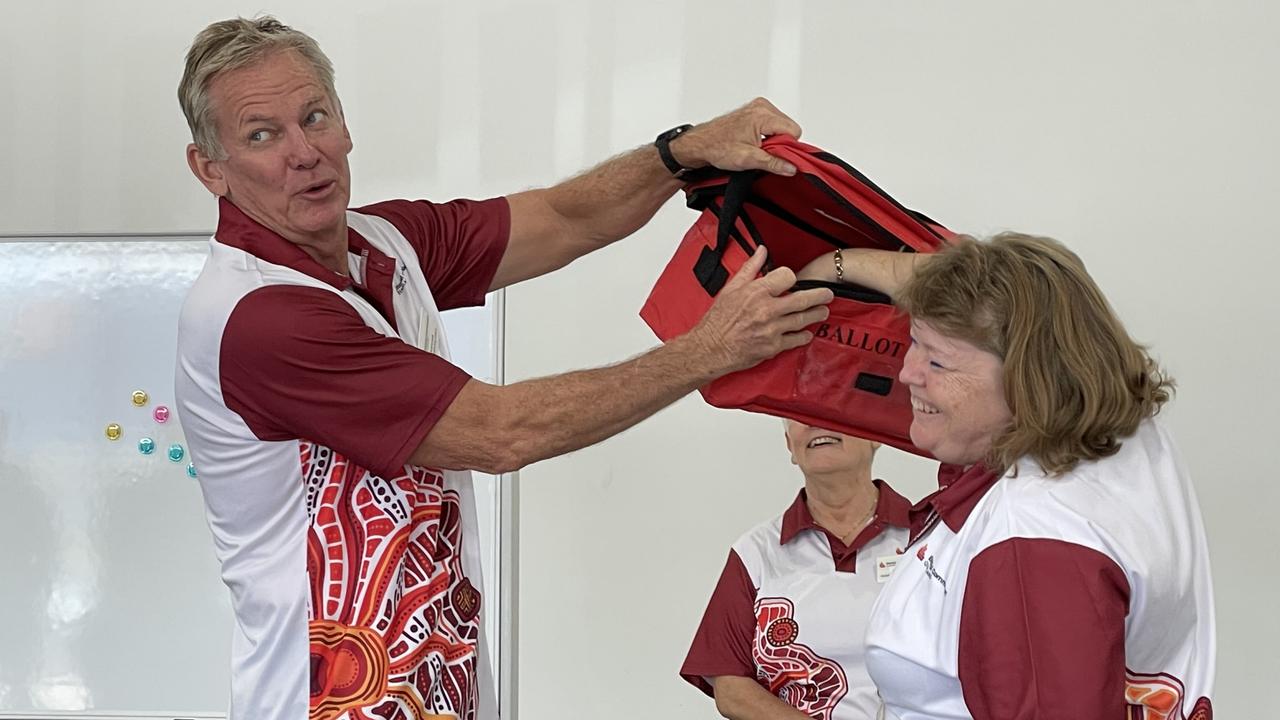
xmin=153 ymin=405 xmax=170 ymax=423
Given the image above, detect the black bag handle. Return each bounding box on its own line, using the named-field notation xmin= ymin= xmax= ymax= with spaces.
xmin=693 ymin=170 xmax=765 ymax=297
xmin=790 ymin=278 xmax=892 ymax=305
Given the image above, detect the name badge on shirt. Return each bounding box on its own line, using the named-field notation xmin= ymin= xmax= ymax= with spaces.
xmin=875 ymin=555 xmax=900 ymax=583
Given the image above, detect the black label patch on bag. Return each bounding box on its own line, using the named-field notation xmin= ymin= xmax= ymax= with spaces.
xmin=855 ymin=373 xmax=894 ymax=396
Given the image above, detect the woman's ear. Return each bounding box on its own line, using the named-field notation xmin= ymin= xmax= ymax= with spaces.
xmin=783 ymin=422 xmax=799 ymax=466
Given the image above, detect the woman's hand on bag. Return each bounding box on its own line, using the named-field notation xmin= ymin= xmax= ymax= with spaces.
xmin=687 ymin=245 xmax=833 ymax=373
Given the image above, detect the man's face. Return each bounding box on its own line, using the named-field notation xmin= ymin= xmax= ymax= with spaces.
xmin=188 ymin=50 xmax=352 ymax=245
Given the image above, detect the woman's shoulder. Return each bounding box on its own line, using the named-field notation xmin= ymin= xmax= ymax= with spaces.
xmin=728 ymin=508 xmax=788 ymax=560
xmin=1018 ymin=416 xmax=1178 ymax=484
xmin=974 ymin=417 xmax=1190 ymax=550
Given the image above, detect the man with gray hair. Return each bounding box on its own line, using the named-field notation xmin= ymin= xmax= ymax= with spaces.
xmin=174 ymin=15 xmax=831 ymax=720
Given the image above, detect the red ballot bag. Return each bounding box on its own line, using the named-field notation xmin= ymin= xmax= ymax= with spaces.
xmin=639 ymin=136 xmax=953 ymax=456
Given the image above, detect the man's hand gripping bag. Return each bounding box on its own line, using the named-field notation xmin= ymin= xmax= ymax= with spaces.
xmin=639 ymin=136 xmax=952 ymax=456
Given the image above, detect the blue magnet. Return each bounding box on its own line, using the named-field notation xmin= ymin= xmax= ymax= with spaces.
xmin=138 ymin=437 xmax=156 ymax=455
xmin=186 ymin=463 xmax=198 ymax=479
xmin=167 ymin=444 xmax=185 ymax=462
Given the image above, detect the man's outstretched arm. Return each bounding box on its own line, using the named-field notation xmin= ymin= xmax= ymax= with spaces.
xmin=490 ymin=98 xmax=802 ymax=291
xmin=412 ymin=246 xmax=832 ymax=473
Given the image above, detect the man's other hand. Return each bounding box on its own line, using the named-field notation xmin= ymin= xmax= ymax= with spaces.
xmin=686 ymin=245 xmax=833 ymax=374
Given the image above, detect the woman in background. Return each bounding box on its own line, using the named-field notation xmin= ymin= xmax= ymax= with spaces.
xmin=681 ymin=421 xmax=911 ymax=720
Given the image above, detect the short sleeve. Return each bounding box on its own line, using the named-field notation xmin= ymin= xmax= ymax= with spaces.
xmin=219 ymin=284 xmax=471 ymax=478
xmin=959 ymin=537 xmax=1130 ymax=720
xmin=357 ymin=197 xmax=510 ymax=310
xmin=680 ymin=550 xmax=760 ymax=696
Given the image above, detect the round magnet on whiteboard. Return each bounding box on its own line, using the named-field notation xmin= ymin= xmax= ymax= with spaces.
xmin=138 ymin=437 xmax=156 ymax=455
xmin=153 ymin=405 xmax=170 ymax=423
xmin=187 ymin=463 xmax=198 ymax=479
xmin=168 ymin=444 xmax=185 ymax=462
xmin=105 ymin=423 xmax=123 ymax=441
xmin=131 ymin=390 xmax=149 ymax=407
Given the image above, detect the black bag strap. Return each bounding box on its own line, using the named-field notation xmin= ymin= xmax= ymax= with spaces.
xmin=693 ymin=170 xmax=765 ymax=297
xmin=686 ymin=149 xmax=943 ymax=297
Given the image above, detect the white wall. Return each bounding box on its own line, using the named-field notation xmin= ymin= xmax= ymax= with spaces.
xmin=2 ymin=0 xmax=1274 ymax=717
xmin=505 ymin=2 xmax=1278 ymax=719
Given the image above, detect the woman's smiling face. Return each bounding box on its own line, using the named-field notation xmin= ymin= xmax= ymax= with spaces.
xmin=898 ymin=319 xmax=1012 ymax=466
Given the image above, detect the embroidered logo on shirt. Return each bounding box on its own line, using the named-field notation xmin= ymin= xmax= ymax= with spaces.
xmin=915 ymin=545 xmax=948 ymax=593
xmin=395 ymin=263 xmax=408 ymax=295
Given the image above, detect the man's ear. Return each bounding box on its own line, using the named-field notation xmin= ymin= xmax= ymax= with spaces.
xmin=187 ymin=143 xmax=228 ymax=197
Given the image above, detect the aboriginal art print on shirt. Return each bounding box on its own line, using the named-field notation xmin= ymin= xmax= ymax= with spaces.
xmin=1125 ymin=670 xmax=1213 ymax=720
xmin=303 ymin=441 xmax=481 ymax=720
xmin=753 ymin=597 xmax=848 ymax=720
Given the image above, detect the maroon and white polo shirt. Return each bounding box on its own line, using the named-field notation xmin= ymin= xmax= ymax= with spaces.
xmin=175 ymin=196 xmax=508 ymax=720
xmin=681 ymin=481 xmax=912 ymax=720
xmin=865 ymin=418 xmax=1216 ymax=720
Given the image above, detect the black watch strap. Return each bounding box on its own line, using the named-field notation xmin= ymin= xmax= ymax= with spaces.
xmin=654 ymin=123 xmax=694 ymax=177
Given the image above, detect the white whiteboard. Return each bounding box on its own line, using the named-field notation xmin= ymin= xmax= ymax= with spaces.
xmin=0 ymin=236 xmax=505 ymax=718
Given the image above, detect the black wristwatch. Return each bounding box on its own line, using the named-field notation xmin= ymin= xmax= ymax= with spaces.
xmin=654 ymin=123 xmax=694 ymax=178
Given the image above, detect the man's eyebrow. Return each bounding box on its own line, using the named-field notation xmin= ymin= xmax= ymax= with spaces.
xmin=233 ymin=101 xmax=280 ymax=126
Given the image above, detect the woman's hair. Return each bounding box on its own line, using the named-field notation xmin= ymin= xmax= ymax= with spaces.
xmin=897 ymin=232 xmax=1173 ymax=475
xmin=178 ymin=16 xmax=339 ymax=160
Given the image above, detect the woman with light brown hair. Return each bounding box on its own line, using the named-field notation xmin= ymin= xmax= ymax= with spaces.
xmin=797 ymin=234 xmax=1215 ymax=720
